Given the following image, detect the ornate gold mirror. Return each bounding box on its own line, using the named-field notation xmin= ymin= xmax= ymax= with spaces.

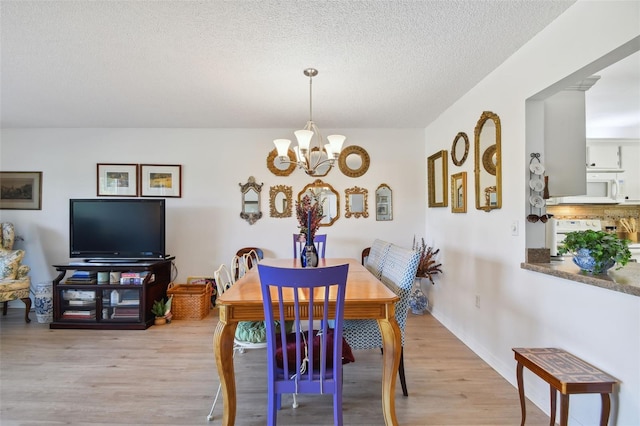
xmin=298 ymin=179 xmax=340 ymax=226
xmin=345 ymin=186 xmax=368 ymax=218
xmin=269 ymin=185 xmax=292 ymax=218
xmin=474 ymin=111 xmax=502 ymax=211
xmin=239 ymin=176 xmax=263 ymax=225
xmin=451 ymin=132 xmax=469 ymax=166
xmin=338 ymin=145 xmax=370 ymax=178
xmin=451 ymin=172 xmax=467 ymax=213
xmin=266 ymin=148 xmax=296 ymax=176
xmin=428 ymin=150 xmax=448 ymax=207
xmin=375 ymin=183 xmax=393 ymax=221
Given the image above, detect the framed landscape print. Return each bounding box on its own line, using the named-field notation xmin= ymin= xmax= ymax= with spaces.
xmin=140 ymin=164 xmax=182 ymax=198
xmin=0 ymin=171 xmax=42 ymax=210
xmin=97 ymin=163 xmax=138 ymax=196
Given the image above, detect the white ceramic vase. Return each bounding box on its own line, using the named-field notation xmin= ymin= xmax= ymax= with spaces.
xmin=34 ymin=281 xmax=53 ymax=324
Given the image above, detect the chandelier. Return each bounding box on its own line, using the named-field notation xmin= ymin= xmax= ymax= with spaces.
xmin=273 ymin=68 xmax=346 ymax=176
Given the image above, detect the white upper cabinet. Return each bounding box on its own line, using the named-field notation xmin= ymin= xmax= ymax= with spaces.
xmin=588 ymin=139 xmax=640 ymax=201
xmin=543 ymin=90 xmax=587 ymax=197
xmin=587 ymin=144 xmax=620 ymax=168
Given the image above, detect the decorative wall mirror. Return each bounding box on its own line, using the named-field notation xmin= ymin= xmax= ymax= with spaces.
xmin=451 ymin=172 xmax=467 ymax=213
xmin=375 ymin=184 xmax=393 ymax=221
xmin=451 ymin=132 xmax=469 ymax=166
xmin=474 ymin=111 xmax=502 ymax=211
xmin=345 ymin=186 xmax=368 ymax=218
xmin=239 ymin=176 xmax=263 ymax=225
xmin=298 ymin=179 xmax=340 ymax=226
xmin=266 ymin=149 xmax=296 ymax=176
xmin=338 ymin=145 xmax=370 ymax=178
xmin=269 ymin=184 xmax=292 ymax=218
xmin=427 ymin=150 xmax=448 ymax=207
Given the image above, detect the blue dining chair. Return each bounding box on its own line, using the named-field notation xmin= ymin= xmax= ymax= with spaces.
xmin=257 ymin=263 xmax=350 ymax=426
xmin=292 ymin=233 xmax=327 ymax=259
xmin=342 ymin=243 xmax=419 ymax=397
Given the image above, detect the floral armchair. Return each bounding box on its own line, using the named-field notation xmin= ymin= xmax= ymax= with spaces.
xmin=0 ymin=223 xmax=31 ymax=322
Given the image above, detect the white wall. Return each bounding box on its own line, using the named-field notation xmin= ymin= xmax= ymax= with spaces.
xmin=423 ymin=1 xmax=639 ymax=425
xmin=0 ymin=127 xmax=426 ymax=285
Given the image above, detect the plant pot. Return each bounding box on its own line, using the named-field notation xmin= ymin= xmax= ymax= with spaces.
xmin=154 ymin=317 xmax=167 ymax=325
xmin=572 ymin=248 xmax=615 ymax=274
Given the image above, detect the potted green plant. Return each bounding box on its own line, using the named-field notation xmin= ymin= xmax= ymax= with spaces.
xmin=558 ymin=230 xmax=632 ymax=274
xmin=151 ymin=296 xmax=172 ymax=325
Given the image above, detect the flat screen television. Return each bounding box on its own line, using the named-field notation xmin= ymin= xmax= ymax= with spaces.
xmin=70 ymin=198 xmax=166 ymax=261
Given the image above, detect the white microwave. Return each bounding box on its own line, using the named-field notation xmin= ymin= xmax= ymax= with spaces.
xmin=549 ymin=170 xmax=624 ymax=204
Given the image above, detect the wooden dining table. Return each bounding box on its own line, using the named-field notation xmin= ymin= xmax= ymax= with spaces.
xmin=213 ymin=258 xmax=402 ymax=425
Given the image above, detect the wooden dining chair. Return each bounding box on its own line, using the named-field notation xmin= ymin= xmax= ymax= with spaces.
xmin=242 ymin=249 xmax=261 ymax=271
xmin=236 ymin=247 xmax=264 ymax=261
xmin=257 ymin=263 xmax=351 ymax=426
xmin=230 ymin=254 xmax=245 ymax=281
xmin=292 ymin=233 xmax=327 ymax=259
xmin=342 ymin=243 xmax=419 ymax=397
xmin=208 ymin=263 xmax=267 ymax=421
xmin=361 ymin=247 xmax=370 ymax=265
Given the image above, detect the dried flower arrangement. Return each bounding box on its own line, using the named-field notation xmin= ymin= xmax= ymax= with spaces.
xmin=412 ymin=236 xmax=442 ymax=284
xmin=295 ymin=194 xmax=325 ymax=241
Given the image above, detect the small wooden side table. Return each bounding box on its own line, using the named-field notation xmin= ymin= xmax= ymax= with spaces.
xmin=512 ymin=348 xmax=618 ymax=426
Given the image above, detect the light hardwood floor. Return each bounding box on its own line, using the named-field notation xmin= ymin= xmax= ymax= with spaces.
xmin=0 ymin=308 xmax=549 ymax=425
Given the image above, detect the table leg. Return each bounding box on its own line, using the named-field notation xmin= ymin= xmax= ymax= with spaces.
xmin=377 ymin=312 xmax=401 ymax=426
xmin=559 ymin=393 xmax=569 ymax=426
xmin=213 ymin=309 xmax=238 ymax=426
xmin=550 ymin=386 xmax=557 ymax=426
xmin=600 ymin=393 xmax=611 ymax=426
xmin=516 ymin=362 xmax=526 ymax=426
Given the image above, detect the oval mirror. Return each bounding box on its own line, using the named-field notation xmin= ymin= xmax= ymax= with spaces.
xmin=239 ymin=176 xmax=263 ymax=225
xmin=338 ymin=145 xmax=370 ymax=177
xmin=298 ymin=179 xmax=340 ymax=226
xmin=269 ymin=185 xmax=292 ymax=218
xmin=474 ymin=111 xmax=502 ymax=211
xmin=375 ymin=183 xmax=393 ymax=221
xmin=266 ymin=148 xmax=296 ymax=176
xmin=345 ymin=186 xmax=368 ymax=218
xmin=451 ymin=132 xmax=469 ymax=166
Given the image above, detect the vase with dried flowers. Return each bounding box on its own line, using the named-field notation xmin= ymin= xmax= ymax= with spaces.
xmin=409 ymin=237 xmax=442 ymax=314
xmin=295 ymin=194 xmax=325 ymax=267
xmin=413 ymin=236 xmax=442 ymax=284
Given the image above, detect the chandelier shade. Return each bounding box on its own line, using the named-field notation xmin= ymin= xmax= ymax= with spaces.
xmin=273 ymin=68 xmax=346 ymax=176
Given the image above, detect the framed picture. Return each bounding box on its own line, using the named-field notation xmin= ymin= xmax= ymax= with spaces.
xmin=0 ymin=171 xmax=42 ymax=210
xmin=97 ymin=163 xmax=138 ymax=196
xmin=140 ymin=164 xmax=182 ymax=198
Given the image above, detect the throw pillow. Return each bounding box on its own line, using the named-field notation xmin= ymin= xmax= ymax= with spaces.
xmin=0 ymin=249 xmax=25 ymax=280
xmin=275 ymin=329 xmax=355 ymax=371
xmin=235 ymin=321 xmax=267 ymax=343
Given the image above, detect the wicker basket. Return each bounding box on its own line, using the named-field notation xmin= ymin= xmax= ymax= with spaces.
xmin=167 ymin=283 xmax=211 ymax=320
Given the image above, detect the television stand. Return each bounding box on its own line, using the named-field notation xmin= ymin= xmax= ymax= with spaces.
xmin=50 ymin=257 xmax=175 ymax=330
xmin=85 ymin=258 xmax=156 ymax=263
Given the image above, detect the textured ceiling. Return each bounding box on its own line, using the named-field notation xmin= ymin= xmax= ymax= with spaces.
xmin=2 ymin=0 xmax=578 ymax=129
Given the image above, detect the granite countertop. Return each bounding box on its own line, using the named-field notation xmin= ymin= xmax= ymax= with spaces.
xmin=521 ymin=258 xmax=640 ymax=297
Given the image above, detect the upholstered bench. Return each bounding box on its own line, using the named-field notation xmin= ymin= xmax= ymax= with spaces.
xmin=513 ymin=347 xmax=617 ymax=426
